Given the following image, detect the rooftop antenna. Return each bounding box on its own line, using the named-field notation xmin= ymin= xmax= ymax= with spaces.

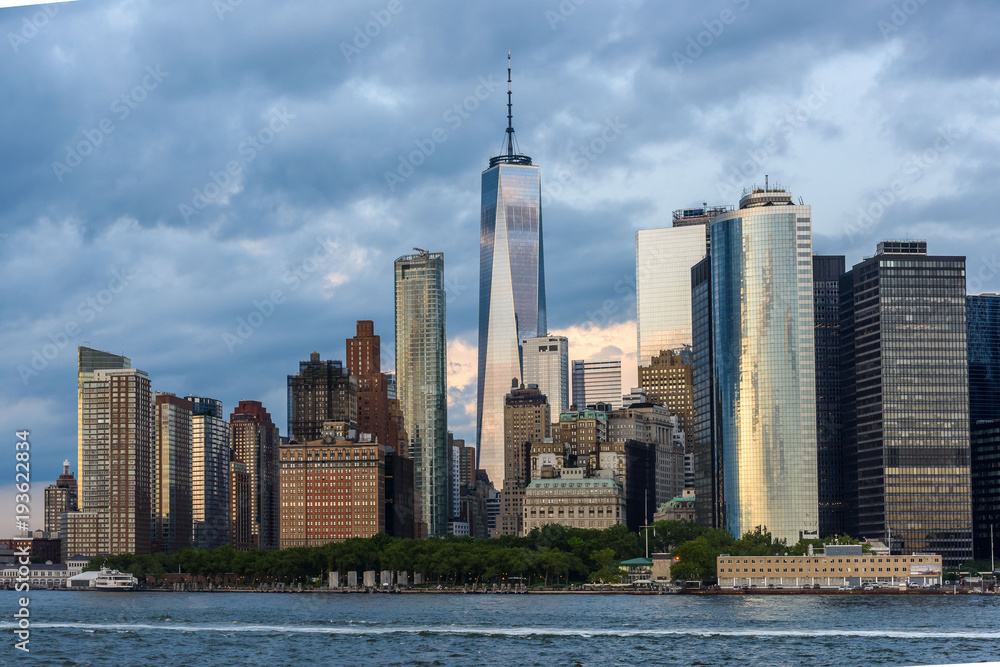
xmin=765 ymin=175 xmax=768 ymax=192
xmin=506 ymin=50 xmax=515 ymax=158
xmin=489 ymin=52 xmax=532 ymax=167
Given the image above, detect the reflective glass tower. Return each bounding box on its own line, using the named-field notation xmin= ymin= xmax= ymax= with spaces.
xmin=477 ymin=54 xmax=546 ymax=488
xmin=635 ymin=224 xmax=708 ymax=367
xmin=711 ymin=186 xmax=818 ymax=544
xmin=395 ymin=250 xmax=449 ymax=537
xmin=522 ymin=335 xmax=569 ymax=419
xmin=813 ymin=255 xmax=846 ymax=538
xmin=968 ymin=294 xmax=1000 ymax=560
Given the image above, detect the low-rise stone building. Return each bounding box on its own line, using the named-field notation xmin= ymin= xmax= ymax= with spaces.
xmin=522 ymin=472 xmax=624 ymax=534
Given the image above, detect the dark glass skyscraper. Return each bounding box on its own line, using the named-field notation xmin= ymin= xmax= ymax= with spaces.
xmin=840 ymin=242 xmax=972 ymax=565
xmin=968 ymin=295 xmax=1000 ymax=423
xmin=813 ymin=255 xmax=846 ymax=537
xmin=968 ymin=294 xmax=1000 ymax=559
xmin=477 ymin=55 xmax=546 ymax=488
xmin=690 ymin=256 xmax=722 ymax=529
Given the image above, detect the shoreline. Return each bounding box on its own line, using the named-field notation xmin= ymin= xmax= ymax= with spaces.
xmin=20 ymin=587 xmax=994 ymax=596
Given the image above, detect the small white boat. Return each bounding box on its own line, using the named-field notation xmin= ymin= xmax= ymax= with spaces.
xmin=94 ymin=566 xmax=139 ymax=591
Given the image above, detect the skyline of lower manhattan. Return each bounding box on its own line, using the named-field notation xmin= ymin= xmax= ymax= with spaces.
xmin=4 ymin=4 xmax=1000 ymax=662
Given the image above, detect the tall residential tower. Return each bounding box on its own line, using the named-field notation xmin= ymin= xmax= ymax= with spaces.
xmin=395 ymin=250 xmax=449 ymax=536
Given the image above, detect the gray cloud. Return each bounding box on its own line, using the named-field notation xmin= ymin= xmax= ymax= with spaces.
xmin=1 ymin=0 xmax=999 ymax=481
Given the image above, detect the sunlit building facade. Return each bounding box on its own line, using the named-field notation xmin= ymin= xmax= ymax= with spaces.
xmin=187 ymin=396 xmax=230 ymax=550
xmin=522 ymin=335 xmax=569 ymax=421
xmin=711 ymin=187 xmax=818 ymax=544
xmin=635 ymin=224 xmax=708 ymax=367
xmin=571 ymin=358 xmax=622 ymax=410
xmin=477 ymin=157 xmax=546 ymax=490
xmin=153 ymin=393 xmax=193 ymax=554
xmin=637 ymin=349 xmax=695 ymax=431
xmin=70 ymin=367 xmax=153 ymax=556
xmin=76 ymin=347 xmax=131 ymax=510
xmin=230 ymin=400 xmax=280 ymax=551
xmin=279 ymin=430 xmax=386 ymax=548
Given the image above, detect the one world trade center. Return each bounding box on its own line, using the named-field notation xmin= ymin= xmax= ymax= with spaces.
xmin=476 ymin=53 xmax=546 ymax=489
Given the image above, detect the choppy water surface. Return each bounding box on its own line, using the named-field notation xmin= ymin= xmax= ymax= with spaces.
xmin=3 ymin=591 xmax=998 ymax=665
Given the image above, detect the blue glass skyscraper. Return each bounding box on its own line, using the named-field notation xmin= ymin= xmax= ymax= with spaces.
xmin=477 ymin=54 xmax=546 ymax=488
xmin=968 ymin=294 xmax=1000 ymax=560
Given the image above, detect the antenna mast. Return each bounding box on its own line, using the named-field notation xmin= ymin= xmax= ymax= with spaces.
xmin=506 ymin=50 xmax=514 ymax=158
xmin=488 ymin=51 xmax=532 ymax=168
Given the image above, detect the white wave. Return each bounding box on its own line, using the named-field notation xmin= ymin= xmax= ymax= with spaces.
xmin=1 ymin=623 xmax=998 ymax=640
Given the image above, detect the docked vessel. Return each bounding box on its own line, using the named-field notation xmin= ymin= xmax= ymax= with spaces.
xmin=94 ymin=566 xmax=139 ymax=591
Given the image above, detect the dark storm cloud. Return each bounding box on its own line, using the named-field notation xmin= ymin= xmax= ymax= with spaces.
xmin=1 ymin=0 xmax=999 ymax=488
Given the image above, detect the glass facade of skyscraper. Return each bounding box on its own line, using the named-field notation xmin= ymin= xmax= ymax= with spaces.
xmin=522 ymin=335 xmax=569 ymax=420
xmin=813 ymin=255 xmax=846 ymax=538
xmin=968 ymin=294 xmax=1000 ymax=423
xmin=690 ymin=256 xmax=722 ymax=529
xmin=571 ymin=358 xmax=623 ymax=410
xmin=395 ymin=251 xmax=450 ymax=536
xmin=477 ymin=163 xmax=546 ymax=489
xmin=840 ymin=242 xmax=972 ymax=565
xmin=187 ymin=395 xmax=231 ymax=550
xmin=711 ymin=189 xmax=818 ymax=545
xmin=635 ymin=225 xmax=708 ymax=367
xmin=967 ymin=294 xmax=1000 ymax=559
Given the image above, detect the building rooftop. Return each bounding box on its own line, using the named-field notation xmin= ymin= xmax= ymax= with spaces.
xmin=527 ymin=478 xmax=620 ymax=490
xmin=876 ymin=240 xmax=927 ymax=256
xmin=619 ymin=557 xmax=653 ymax=567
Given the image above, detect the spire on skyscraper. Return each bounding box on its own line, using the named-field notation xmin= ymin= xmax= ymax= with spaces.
xmin=490 ymin=51 xmax=532 ymax=168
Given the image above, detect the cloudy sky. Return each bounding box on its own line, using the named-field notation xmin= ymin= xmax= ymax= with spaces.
xmin=2 ymin=0 xmax=999 ymax=524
